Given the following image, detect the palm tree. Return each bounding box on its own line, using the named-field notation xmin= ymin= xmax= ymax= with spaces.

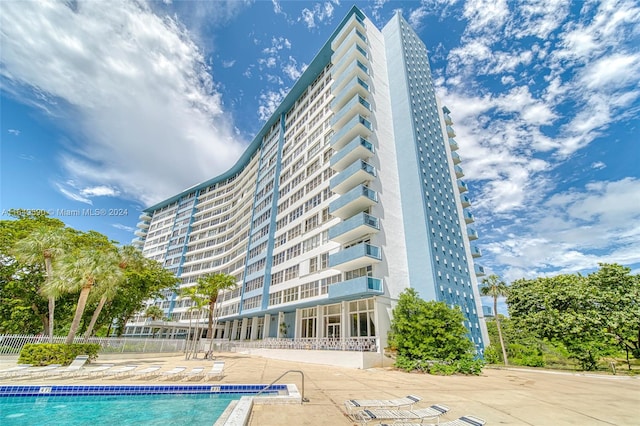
xmin=144 ymin=305 xmax=165 ymax=338
xmin=181 ymin=285 xmax=207 ymax=360
xmin=83 ymin=246 xmax=142 ymax=341
xmin=481 ymin=274 xmax=510 ymax=365
xmin=196 ymin=273 xmax=237 ymax=340
xmin=53 ymin=248 xmax=122 ymax=344
xmin=12 ymin=226 xmax=70 ymax=341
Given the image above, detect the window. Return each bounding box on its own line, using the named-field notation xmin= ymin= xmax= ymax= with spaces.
xmin=349 ymin=299 xmax=376 ymax=337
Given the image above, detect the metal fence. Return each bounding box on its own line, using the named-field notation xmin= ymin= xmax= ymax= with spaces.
xmin=0 ymin=335 xmax=187 ymax=356
xmin=229 ymin=337 xmax=378 ymax=352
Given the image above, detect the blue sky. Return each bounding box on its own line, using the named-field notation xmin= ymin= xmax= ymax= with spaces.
xmin=2 ymin=0 xmax=639 ymax=291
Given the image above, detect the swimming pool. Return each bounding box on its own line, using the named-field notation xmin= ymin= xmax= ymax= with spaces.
xmin=0 ymin=384 xmax=288 ymax=425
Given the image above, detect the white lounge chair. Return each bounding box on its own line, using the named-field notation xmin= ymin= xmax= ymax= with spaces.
xmin=158 ymin=366 xmax=187 ymax=380
xmin=345 ymin=395 xmax=422 ymax=413
xmin=354 ymin=404 xmax=450 ymax=424
xmin=42 ymin=355 xmax=90 ymax=377
xmin=9 ymin=364 xmax=62 ymax=377
xmin=0 ymin=365 xmax=32 ymax=377
xmin=79 ymin=364 xmax=116 ymax=378
xmin=380 ymin=415 xmax=486 ymax=426
xmin=102 ymin=365 xmax=140 ymax=378
xmin=131 ymin=365 xmax=162 ymax=379
xmin=182 ymin=367 xmax=205 ymax=381
xmin=203 ymin=361 xmax=224 ymax=380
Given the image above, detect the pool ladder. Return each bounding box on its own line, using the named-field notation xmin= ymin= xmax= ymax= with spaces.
xmin=255 ymin=369 xmax=309 ymax=403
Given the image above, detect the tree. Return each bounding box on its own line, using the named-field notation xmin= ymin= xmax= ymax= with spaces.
xmin=508 ymin=268 xmax=627 ymax=370
xmin=388 ymin=288 xmax=476 ymax=373
xmin=53 ymin=248 xmax=122 ymax=344
xmin=11 ymin=223 xmax=71 ymax=341
xmin=195 ymin=273 xmax=237 ymax=340
xmin=587 ymin=264 xmax=640 ymax=367
xmin=480 ymin=274 xmax=510 ymax=365
xmin=144 ymin=305 xmax=165 ymax=338
xmin=181 ymin=285 xmax=207 ymax=359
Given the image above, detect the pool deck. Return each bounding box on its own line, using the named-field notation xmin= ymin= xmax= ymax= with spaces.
xmin=1 ymin=352 xmax=639 ymax=425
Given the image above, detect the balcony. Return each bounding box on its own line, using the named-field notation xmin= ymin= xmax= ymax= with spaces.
xmin=139 ymin=213 xmax=152 ymax=221
xmin=454 ymin=165 xmax=464 ymax=178
xmin=331 ymin=13 xmax=366 ymax=51
xmin=332 ymin=27 xmax=368 ymax=62
xmin=449 ymin=138 xmax=459 ymax=151
xmin=464 ymin=210 xmax=475 ymax=224
xmin=467 ymin=227 xmax=478 ymax=240
xmin=451 ymin=151 xmax=461 ymax=164
xmin=137 ymin=221 xmax=150 ymax=229
xmin=328 ymin=212 xmax=379 ymax=243
xmin=475 ymin=264 xmax=486 ymax=277
xmin=458 ymin=179 xmax=468 ymax=193
xmin=329 ymin=185 xmax=377 ymax=219
xmin=444 ymin=114 xmax=453 ymax=125
xmin=331 ymin=114 xmax=373 ymax=151
xmin=329 ymin=159 xmax=376 ymax=194
xmin=331 ymin=95 xmax=371 ymax=128
xmin=471 ymin=245 xmax=482 ymax=258
xmin=329 ymin=242 xmax=381 ymax=271
xmin=328 ymin=276 xmax=383 ymax=300
xmin=461 ymin=194 xmax=471 ymax=207
xmin=330 ymin=136 xmax=374 ymax=172
xmin=446 ymin=126 xmax=456 ymax=138
xmin=134 ymin=229 xmax=148 ymax=238
xmin=331 ymin=59 xmax=369 ymax=93
xmin=332 ymin=77 xmax=370 ymax=111
xmin=332 ymin=42 xmax=368 ymax=73
xmin=131 ymin=238 xmax=144 ymax=247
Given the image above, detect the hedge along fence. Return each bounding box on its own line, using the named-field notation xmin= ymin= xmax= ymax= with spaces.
xmin=0 ymin=335 xmax=187 ymax=356
xmin=18 ymin=343 xmax=100 ymax=366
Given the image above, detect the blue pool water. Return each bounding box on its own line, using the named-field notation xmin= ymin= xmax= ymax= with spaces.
xmin=0 ymin=384 xmax=287 ymax=425
xmin=1 ymin=393 xmax=236 ymax=425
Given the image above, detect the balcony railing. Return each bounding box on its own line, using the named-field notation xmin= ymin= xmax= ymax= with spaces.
xmin=331 ymin=114 xmax=372 ymax=151
xmin=330 ymin=159 xmax=376 ymax=194
xmin=331 ymin=59 xmax=369 ymax=93
xmin=461 ymin=194 xmax=471 ymax=207
xmin=331 ymin=95 xmax=371 ymax=128
xmin=331 ymin=14 xmax=366 ymax=51
xmin=328 ymin=242 xmax=381 ymax=271
xmin=449 ymin=138 xmax=459 ymax=151
xmin=332 ymin=76 xmax=370 ymax=111
xmin=446 ymin=126 xmax=456 ymax=138
xmin=458 ymin=179 xmax=468 ymax=193
xmin=467 ymin=227 xmax=478 ymax=240
xmin=329 ymin=184 xmax=377 ymax=219
xmin=330 ymin=136 xmax=374 ymax=172
xmin=332 ymin=42 xmax=369 ymax=74
xmin=464 ymin=210 xmax=475 ymax=224
xmin=475 ymin=264 xmax=486 ymax=276
xmin=454 ymin=165 xmax=464 ymax=178
xmin=328 ymin=276 xmax=383 ymax=299
xmin=139 ymin=213 xmax=152 ymax=221
xmin=471 ymin=245 xmax=482 ymax=258
xmin=451 ymin=151 xmax=461 ymax=164
xmin=328 ymin=212 xmax=379 ymax=243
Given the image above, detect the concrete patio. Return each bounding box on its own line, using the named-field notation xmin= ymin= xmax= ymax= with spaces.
xmin=1 ymin=352 xmax=638 ymax=425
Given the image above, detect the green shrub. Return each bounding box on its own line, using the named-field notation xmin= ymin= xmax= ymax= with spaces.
xmin=428 ymin=361 xmax=457 ymax=375
xmin=483 ymin=345 xmax=501 ymax=364
xmin=18 ymin=343 xmax=100 ymax=366
xmin=454 ymin=357 xmax=485 ymax=375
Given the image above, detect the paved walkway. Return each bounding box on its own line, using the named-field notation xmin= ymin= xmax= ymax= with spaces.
xmin=2 ymin=353 xmax=639 ymax=425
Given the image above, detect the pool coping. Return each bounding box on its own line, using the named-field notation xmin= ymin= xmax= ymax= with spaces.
xmin=214 ymin=384 xmax=303 ymax=426
xmin=0 ymin=384 xmax=289 ymax=397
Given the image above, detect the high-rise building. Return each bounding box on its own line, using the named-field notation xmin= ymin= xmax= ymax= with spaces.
xmin=128 ymin=6 xmax=489 ymax=360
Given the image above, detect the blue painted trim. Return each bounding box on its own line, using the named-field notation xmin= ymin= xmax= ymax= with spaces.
xmin=142 ymin=6 xmax=366 ymax=214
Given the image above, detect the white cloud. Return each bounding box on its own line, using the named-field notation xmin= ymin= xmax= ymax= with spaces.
xmin=258 ymin=88 xmax=288 ymax=121
xmin=222 ymin=59 xmax=236 ymax=68
xmin=591 ymin=161 xmax=606 ymax=170
xmin=300 ymin=2 xmax=336 ymax=29
xmin=282 ymin=56 xmax=307 ymax=81
xmin=0 ymin=1 xmax=245 ymax=206
xmin=80 ymin=185 xmax=120 ymax=197
xmin=55 ymin=182 xmax=92 ymax=205
xmin=484 ymin=178 xmax=640 ymax=281
xmin=7 ymin=129 xmax=21 ymax=136
xmin=113 ymin=223 xmax=135 ymax=232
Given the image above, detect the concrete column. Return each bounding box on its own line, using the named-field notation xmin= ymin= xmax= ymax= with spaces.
xmin=223 ymin=321 xmax=231 ymax=339
xmin=341 ymin=301 xmax=348 ymax=342
xmin=240 ymin=318 xmax=248 ymax=340
xmin=316 ymin=305 xmax=322 ymax=340
xmin=230 ymin=320 xmax=239 ymax=341
xmin=264 ymin=314 xmax=271 ymax=338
